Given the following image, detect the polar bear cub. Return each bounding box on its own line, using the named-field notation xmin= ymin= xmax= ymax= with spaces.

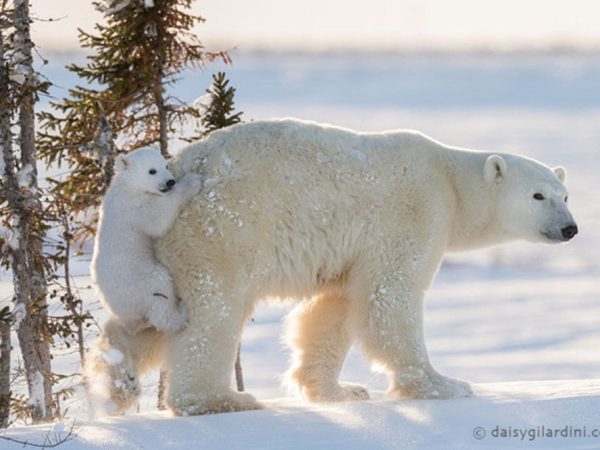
xmin=91 ymin=148 xmax=201 ymax=334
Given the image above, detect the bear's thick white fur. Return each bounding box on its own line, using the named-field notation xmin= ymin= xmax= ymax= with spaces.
xmin=95 ymin=119 xmax=576 ymax=415
xmin=91 ymin=148 xmax=201 ymax=334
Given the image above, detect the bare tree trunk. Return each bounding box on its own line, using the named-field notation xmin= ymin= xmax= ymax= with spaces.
xmin=151 ymin=13 xmax=169 ymax=159
xmin=62 ymin=219 xmax=85 ymax=367
xmin=0 ymin=319 xmax=10 ymax=428
xmin=153 ymin=77 xmax=169 ymax=158
xmin=157 ymin=371 xmax=166 ymax=410
xmin=11 ymin=0 xmax=53 ymax=422
xmin=0 ymin=23 xmax=12 ymax=428
xmin=235 ymin=344 xmax=244 ymax=392
xmin=0 ymin=31 xmax=16 ymax=187
xmin=96 ymin=115 xmax=115 ymax=192
xmin=152 ymin=19 xmax=169 ymax=405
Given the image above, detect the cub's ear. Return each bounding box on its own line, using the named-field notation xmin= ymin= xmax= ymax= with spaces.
xmin=484 ymin=154 xmax=507 ymax=183
xmin=554 ymin=166 xmax=566 ymax=183
xmin=115 ymin=154 xmax=129 ymax=172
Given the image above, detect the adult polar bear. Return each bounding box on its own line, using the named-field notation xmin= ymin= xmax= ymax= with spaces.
xmin=114 ymin=118 xmax=577 ymax=415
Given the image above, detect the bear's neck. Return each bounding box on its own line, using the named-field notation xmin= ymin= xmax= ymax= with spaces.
xmin=443 ymin=149 xmax=514 ymax=252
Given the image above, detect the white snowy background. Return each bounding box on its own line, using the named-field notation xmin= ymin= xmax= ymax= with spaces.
xmin=3 ymin=1 xmax=600 ymax=448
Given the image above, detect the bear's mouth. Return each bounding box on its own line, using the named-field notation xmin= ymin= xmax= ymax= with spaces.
xmin=540 ymin=230 xmax=567 ymax=243
xmin=159 ymin=186 xmax=172 ymax=193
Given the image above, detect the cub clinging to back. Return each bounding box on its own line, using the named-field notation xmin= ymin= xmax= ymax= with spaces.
xmin=91 ymin=147 xmax=201 ymax=334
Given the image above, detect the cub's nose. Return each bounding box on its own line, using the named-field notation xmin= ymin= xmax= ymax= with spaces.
xmin=561 ymin=224 xmax=578 ymax=240
xmin=167 ymin=179 xmax=176 ymax=188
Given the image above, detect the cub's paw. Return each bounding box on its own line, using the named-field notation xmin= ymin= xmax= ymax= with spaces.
xmin=148 ymin=299 xmax=188 ymax=334
xmin=180 ymin=173 xmax=202 ymax=195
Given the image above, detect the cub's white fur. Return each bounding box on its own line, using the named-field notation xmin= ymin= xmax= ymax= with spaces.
xmin=91 ymin=148 xmax=201 ymax=334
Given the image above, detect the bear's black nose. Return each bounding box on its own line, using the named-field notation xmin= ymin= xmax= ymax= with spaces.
xmin=561 ymin=224 xmax=578 ymax=240
xmin=167 ymin=179 xmax=176 ymax=188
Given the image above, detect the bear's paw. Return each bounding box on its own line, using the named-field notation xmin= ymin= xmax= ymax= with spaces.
xmin=301 ymin=382 xmax=370 ymax=402
xmin=169 ymin=390 xmax=263 ymax=416
xmin=390 ymin=370 xmax=472 ymax=400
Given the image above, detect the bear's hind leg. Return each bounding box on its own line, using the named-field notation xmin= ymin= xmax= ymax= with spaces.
xmin=87 ymin=318 xmax=166 ymax=415
xmin=286 ymin=292 xmax=369 ymax=402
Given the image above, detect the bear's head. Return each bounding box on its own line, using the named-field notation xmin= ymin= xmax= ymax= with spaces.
xmin=114 ymin=148 xmax=176 ymax=195
xmin=484 ymin=154 xmax=577 ymax=243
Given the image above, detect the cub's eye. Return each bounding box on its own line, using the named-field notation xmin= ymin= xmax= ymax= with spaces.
xmin=564 ymin=196 xmax=568 ymax=203
xmin=533 ymin=193 xmax=544 ymax=200
xmin=149 ymin=169 xmax=157 ymax=175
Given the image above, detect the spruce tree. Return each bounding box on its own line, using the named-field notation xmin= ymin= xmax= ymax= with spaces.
xmin=38 ymin=0 xmax=228 ymax=241
xmin=200 ymin=72 xmax=243 ymax=137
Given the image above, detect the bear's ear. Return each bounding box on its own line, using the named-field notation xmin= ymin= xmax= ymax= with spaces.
xmin=115 ymin=154 xmax=129 ymax=172
xmin=484 ymin=154 xmax=507 ymax=183
xmin=554 ymin=166 xmax=567 ymax=183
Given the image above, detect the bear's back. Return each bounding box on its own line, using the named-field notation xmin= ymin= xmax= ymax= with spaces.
xmin=173 ymin=118 xmax=443 ymax=188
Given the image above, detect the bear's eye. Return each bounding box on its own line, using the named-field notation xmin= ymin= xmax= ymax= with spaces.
xmin=533 ymin=193 xmax=545 ymax=201
xmin=149 ymin=169 xmax=157 ymax=175
xmin=564 ymin=196 xmax=568 ymax=203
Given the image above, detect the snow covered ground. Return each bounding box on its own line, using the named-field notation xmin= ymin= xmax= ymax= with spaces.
xmin=2 ymin=51 xmax=600 ymax=448
xmin=5 ymin=380 xmax=600 ymax=449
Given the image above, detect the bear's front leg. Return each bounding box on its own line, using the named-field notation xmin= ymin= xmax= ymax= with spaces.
xmin=360 ymin=279 xmax=471 ymax=400
xmin=164 ymin=275 xmax=262 ymax=415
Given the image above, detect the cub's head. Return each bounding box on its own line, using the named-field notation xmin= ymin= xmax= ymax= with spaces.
xmin=115 ymin=148 xmax=176 ymax=195
xmin=484 ymin=154 xmax=577 ymax=243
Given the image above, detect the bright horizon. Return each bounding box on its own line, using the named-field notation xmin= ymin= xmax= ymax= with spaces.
xmin=31 ymin=0 xmax=600 ymax=52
